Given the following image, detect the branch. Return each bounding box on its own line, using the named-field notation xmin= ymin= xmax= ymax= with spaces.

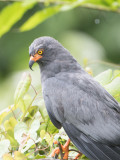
xmin=58 ymin=142 xmax=64 ymax=159
xmin=88 ymin=60 xmax=120 ymax=69
xmin=1 ymin=0 xmax=120 ymax=13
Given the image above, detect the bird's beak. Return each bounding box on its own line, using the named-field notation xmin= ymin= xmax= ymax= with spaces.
xmin=29 ymin=54 xmax=42 ymax=70
xmin=29 ymin=59 xmax=35 ymax=70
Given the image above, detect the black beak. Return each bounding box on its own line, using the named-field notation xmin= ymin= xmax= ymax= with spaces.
xmin=29 ymin=60 xmax=35 ymax=71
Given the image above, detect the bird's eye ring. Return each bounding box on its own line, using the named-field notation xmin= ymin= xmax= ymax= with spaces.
xmin=37 ymin=50 xmax=43 ymax=55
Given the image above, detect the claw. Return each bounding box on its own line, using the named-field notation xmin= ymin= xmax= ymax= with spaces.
xmin=52 ymin=139 xmax=82 ymax=159
xmin=51 ymin=147 xmax=60 ymax=158
xmin=61 ymin=139 xmax=70 ymax=159
xmin=74 ymin=153 xmax=82 ymax=160
xmin=52 ymin=139 xmax=75 ymax=159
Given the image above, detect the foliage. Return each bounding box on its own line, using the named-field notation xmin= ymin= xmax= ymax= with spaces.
xmin=0 ymin=0 xmax=120 ymax=37
xmin=0 ymin=69 xmax=120 ymax=159
xmin=0 ymin=72 xmax=70 ymax=160
xmin=95 ymin=69 xmax=120 ymax=102
xmin=0 ymin=2 xmax=35 ymax=37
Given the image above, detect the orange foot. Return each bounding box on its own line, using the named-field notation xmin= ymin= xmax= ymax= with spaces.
xmin=51 ymin=147 xmax=60 ymax=158
xmin=51 ymin=139 xmax=70 ymax=159
xmin=74 ymin=152 xmax=82 ymax=160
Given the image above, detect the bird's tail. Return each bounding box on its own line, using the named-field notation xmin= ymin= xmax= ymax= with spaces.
xmin=63 ymin=123 xmax=120 ymax=160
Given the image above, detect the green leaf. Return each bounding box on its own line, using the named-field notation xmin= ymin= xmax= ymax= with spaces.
xmin=21 ymin=138 xmax=36 ymax=153
xmin=46 ymin=118 xmax=58 ymax=134
xmin=5 ymin=129 xmax=18 ymax=147
xmin=0 ymin=105 xmax=16 ymax=124
xmin=4 ymin=117 xmax=18 ymax=147
xmin=21 ymin=120 xmax=39 ymax=153
xmin=45 ymin=133 xmax=53 ymax=146
xmin=14 ymin=122 xmax=28 ymax=144
xmin=39 ymin=123 xmax=47 ymax=132
xmin=0 ymin=111 xmax=9 ymax=125
xmin=113 ymin=70 xmax=120 ymax=78
xmin=23 ymin=94 xmax=32 ymax=109
xmin=105 ymin=77 xmax=120 ymax=97
xmin=0 ymin=2 xmax=35 ymax=37
xmin=29 ymin=118 xmax=40 ymax=134
xmin=0 ymin=140 xmax=10 ymax=158
xmin=34 ymin=155 xmax=46 ymax=159
xmin=4 ymin=117 xmax=17 ymax=131
xmin=14 ymin=73 xmax=31 ymax=105
xmin=16 ymin=99 xmax=26 ymax=114
xmin=94 ymin=69 xmax=113 ymax=86
xmin=14 ymin=151 xmax=27 ymax=160
xmin=3 ymin=153 xmax=13 ymax=160
xmin=28 ymin=106 xmax=38 ymax=117
xmin=20 ymin=5 xmax=62 ymax=31
xmin=16 ymin=95 xmax=32 ymax=114
xmin=40 ymin=130 xmax=46 ymax=140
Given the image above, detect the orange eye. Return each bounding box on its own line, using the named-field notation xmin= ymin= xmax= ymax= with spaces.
xmin=37 ymin=50 xmax=43 ymax=55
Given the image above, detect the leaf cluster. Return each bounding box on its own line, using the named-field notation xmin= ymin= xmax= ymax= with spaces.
xmin=0 ymin=69 xmax=120 ymax=159
xmin=1 ymin=0 xmax=120 ymax=37
xmin=0 ymin=72 xmax=59 ymax=160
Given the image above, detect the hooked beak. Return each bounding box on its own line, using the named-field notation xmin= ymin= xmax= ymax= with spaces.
xmin=29 ymin=54 xmax=42 ymax=70
xmin=29 ymin=59 xmax=35 ymax=71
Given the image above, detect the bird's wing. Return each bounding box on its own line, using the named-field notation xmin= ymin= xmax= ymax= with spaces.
xmin=43 ymin=93 xmax=62 ymax=129
xmin=62 ymin=122 xmax=120 ymax=160
xmin=43 ymin=72 xmax=120 ymax=144
xmin=43 ymin=72 xmax=120 ymax=160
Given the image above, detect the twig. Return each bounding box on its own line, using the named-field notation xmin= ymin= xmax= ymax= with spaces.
xmin=23 ymin=145 xmax=50 ymax=160
xmin=36 ymin=145 xmax=50 ymax=151
xmin=9 ymin=106 xmax=17 ymax=120
xmin=0 ymin=0 xmax=70 ymax=4
xmin=1 ymin=0 xmax=120 ymax=13
xmin=31 ymin=83 xmax=38 ymax=95
xmin=21 ymin=83 xmax=39 ymax=121
xmin=69 ymin=149 xmax=81 ymax=154
xmin=58 ymin=142 xmax=64 ymax=159
xmin=30 ymin=137 xmax=37 ymax=150
xmin=34 ymin=95 xmax=43 ymax=100
xmin=21 ymin=93 xmax=38 ymax=121
xmin=19 ymin=134 xmax=30 ymax=151
xmin=88 ymin=60 xmax=120 ymax=68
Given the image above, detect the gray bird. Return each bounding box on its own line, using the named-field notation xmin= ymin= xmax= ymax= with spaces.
xmin=29 ymin=36 xmax=120 ymax=160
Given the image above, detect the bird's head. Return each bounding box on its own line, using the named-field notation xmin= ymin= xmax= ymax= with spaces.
xmin=29 ymin=36 xmax=67 ymax=70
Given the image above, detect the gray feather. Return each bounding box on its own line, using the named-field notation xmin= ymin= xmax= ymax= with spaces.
xmin=29 ymin=36 xmax=120 ymax=160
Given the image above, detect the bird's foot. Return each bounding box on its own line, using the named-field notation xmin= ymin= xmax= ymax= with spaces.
xmin=51 ymin=139 xmax=70 ymax=159
xmin=51 ymin=147 xmax=60 ymax=158
xmin=74 ymin=152 xmax=82 ymax=160
xmin=61 ymin=139 xmax=70 ymax=159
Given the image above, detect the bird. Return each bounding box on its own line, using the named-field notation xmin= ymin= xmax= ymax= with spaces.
xmin=29 ymin=36 xmax=120 ymax=160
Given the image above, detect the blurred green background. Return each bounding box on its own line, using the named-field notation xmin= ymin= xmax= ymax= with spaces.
xmin=0 ymin=0 xmax=120 ymax=110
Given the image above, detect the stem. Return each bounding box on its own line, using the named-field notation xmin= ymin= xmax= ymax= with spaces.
xmin=19 ymin=134 xmax=30 ymax=151
xmin=21 ymin=93 xmax=38 ymax=121
xmin=58 ymin=142 xmax=64 ymax=159
xmin=21 ymin=84 xmax=38 ymax=121
xmin=0 ymin=0 xmax=70 ymax=4
xmin=31 ymin=84 xmax=38 ymax=95
xmin=35 ymin=96 xmax=43 ymax=100
xmin=88 ymin=60 xmax=120 ymax=68
xmin=23 ymin=145 xmax=50 ymax=160
xmin=30 ymin=137 xmax=37 ymax=150
xmin=1 ymin=0 xmax=120 ymax=13
xmin=69 ymin=149 xmax=81 ymax=154
xmin=10 ymin=106 xmax=16 ymax=120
